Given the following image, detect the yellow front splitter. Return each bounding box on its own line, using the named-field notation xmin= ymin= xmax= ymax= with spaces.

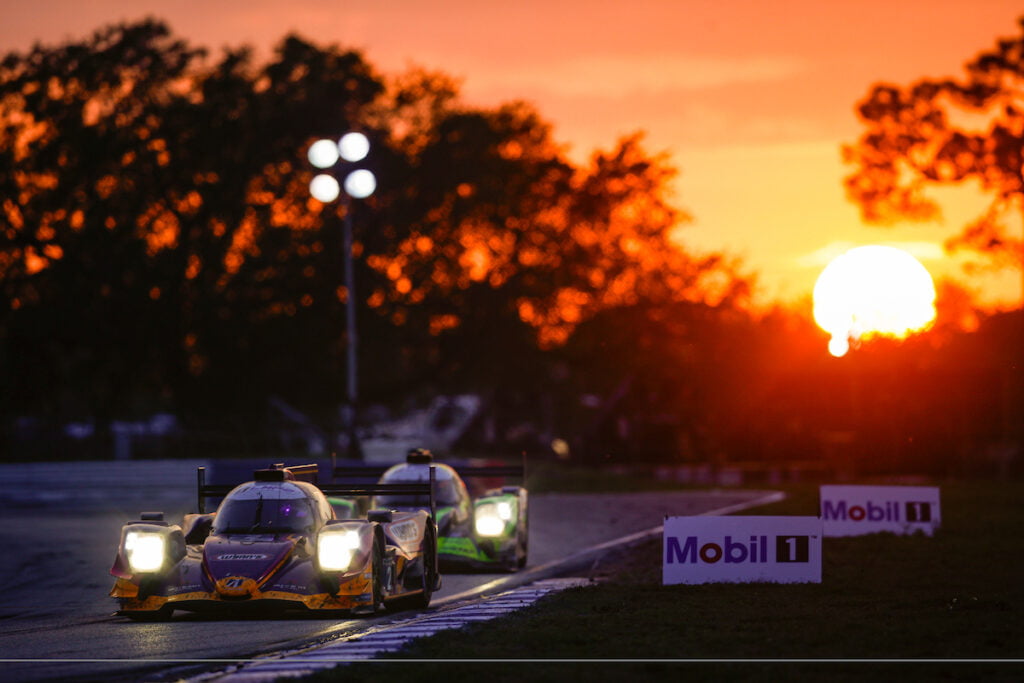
xmin=112 ymin=575 xmax=375 ymax=614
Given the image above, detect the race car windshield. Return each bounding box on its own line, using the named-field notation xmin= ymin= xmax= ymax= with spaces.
xmin=213 ymin=494 xmax=315 ymax=534
xmin=376 ymin=475 xmax=460 ymax=508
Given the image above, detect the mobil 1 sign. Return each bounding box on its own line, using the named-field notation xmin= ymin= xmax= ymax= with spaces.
xmin=663 ymin=516 xmax=822 ymax=585
xmin=820 ymin=485 xmax=941 ymax=537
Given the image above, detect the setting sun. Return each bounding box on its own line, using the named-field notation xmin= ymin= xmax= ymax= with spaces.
xmin=813 ymin=245 xmax=937 ymax=357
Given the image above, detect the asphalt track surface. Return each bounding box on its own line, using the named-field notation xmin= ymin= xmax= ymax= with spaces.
xmin=0 ymin=463 xmax=777 ymax=682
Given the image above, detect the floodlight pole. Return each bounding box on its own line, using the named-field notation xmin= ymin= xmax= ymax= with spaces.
xmin=342 ymin=198 xmax=362 ymax=460
xmin=308 ymin=132 xmax=375 ymax=461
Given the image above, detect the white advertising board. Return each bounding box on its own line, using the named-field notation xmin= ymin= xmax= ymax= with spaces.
xmin=820 ymin=485 xmax=941 ymax=537
xmin=663 ymin=516 xmax=822 ymax=585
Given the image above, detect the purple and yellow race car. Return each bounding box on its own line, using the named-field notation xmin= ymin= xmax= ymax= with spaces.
xmin=109 ymin=463 xmax=440 ymax=621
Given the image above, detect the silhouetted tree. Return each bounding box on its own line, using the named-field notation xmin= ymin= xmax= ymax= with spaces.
xmin=0 ymin=20 xmax=386 ymax=425
xmin=0 ymin=20 xmax=208 ymax=425
xmin=0 ymin=19 xmax=752 ymax=461
xmin=844 ymin=18 xmax=1024 ymax=451
xmin=364 ymin=98 xmax=748 ymax=393
xmin=843 ymin=16 xmax=1024 ymax=291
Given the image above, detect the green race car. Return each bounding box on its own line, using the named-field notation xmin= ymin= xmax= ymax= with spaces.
xmin=334 ymin=449 xmax=528 ymax=572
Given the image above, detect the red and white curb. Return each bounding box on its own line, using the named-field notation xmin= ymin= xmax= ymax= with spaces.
xmin=186 ymin=578 xmax=591 ymax=681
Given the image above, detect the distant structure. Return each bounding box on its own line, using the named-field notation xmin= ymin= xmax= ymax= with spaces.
xmin=358 ymin=395 xmax=483 ymax=463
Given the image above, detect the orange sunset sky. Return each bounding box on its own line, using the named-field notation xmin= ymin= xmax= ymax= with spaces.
xmin=3 ymin=0 xmax=1023 ymax=308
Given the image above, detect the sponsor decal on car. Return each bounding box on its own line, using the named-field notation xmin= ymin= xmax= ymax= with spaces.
xmin=216 ymin=553 xmax=269 ymax=561
xmin=438 ymin=536 xmax=500 ymax=562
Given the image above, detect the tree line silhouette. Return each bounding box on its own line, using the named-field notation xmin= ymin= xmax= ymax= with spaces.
xmin=0 ymin=19 xmax=1019 ymax=476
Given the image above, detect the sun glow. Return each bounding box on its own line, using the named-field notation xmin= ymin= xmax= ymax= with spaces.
xmin=813 ymin=245 xmax=936 ymax=357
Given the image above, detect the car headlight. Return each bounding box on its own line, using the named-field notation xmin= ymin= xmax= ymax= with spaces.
xmin=125 ymin=531 xmax=166 ymax=573
xmin=318 ymin=528 xmax=362 ymax=571
xmin=475 ymin=501 xmax=515 ymax=537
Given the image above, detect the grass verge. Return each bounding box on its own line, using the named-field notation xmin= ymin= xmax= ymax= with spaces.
xmin=305 ymin=479 xmax=1024 ymax=682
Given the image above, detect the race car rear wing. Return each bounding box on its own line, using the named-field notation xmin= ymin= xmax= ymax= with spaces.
xmin=321 ymin=470 xmax=437 ymax=522
xmin=196 ymin=465 xmax=437 ymax=521
xmin=331 ymin=453 xmax=525 ymax=487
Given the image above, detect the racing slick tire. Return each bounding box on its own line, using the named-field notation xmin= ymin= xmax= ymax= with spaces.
xmin=412 ymin=522 xmax=438 ymax=609
xmin=515 ymin=544 xmax=528 ymax=570
xmin=513 ymin=511 xmax=529 ymax=570
xmin=371 ymin=529 xmax=385 ymax=612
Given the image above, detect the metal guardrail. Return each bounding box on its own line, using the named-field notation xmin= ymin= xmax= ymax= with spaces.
xmin=0 ymin=459 xmax=210 ymax=507
xmin=332 ymin=454 xmax=526 ymax=484
xmin=0 ymin=459 xmax=210 ymax=484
